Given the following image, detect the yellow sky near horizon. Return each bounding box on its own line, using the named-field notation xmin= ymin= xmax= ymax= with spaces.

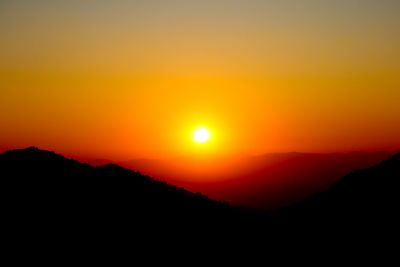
xmin=1 ymin=0 xmax=399 ymax=160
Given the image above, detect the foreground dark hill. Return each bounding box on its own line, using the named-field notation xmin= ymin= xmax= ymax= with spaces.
xmin=1 ymin=147 xmax=399 ymax=239
xmin=118 ymin=150 xmax=399 ymax=210
xmin=273 ymin=152 xmax=400 ymax=228
xmin=1 ymin=147 xmax=246 ymax=230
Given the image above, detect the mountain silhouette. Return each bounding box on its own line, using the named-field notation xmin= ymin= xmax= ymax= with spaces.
xmin=117 ymin=150 xmax=398 ymax=210
xmin=272 ymin=152 xmax=400 ymax=233
xmin=2 ymin=147 xmax=261 ymax=245
xmin=1 ymin=147 xmax=399 ymax=243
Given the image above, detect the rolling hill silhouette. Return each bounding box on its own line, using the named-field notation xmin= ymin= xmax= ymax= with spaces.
xmin=1 ymin=147 xmax=399 ymax=240
xmin=117 ymin=150 xmax=398 ymax=210
xmin=1 ymin=147 xmax=258 ymax=242
xmin=271 ymin=152 xmax=400 ymax=233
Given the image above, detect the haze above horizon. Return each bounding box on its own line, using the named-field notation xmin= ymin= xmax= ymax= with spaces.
xmin=1 ymin=0 xmax=399 ymax=160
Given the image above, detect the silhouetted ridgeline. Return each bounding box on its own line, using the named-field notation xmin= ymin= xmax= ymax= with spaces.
xmin=118 ymin=150 xmax=399 ymax=210
xmin=1 ymin=147 xmax=399 ymax=243
xmin=272 ymin=151 xmax=400 ymax=231
xmin=0 ymin=147 xmax=249 ymax=223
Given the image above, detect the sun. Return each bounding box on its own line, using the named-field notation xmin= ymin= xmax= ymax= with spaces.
xmin=193 ymin=128 xmax=210 ymax=143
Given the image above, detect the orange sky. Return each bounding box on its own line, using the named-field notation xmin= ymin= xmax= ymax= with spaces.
xmin=1 ymin=1 xmax=399 ymax=160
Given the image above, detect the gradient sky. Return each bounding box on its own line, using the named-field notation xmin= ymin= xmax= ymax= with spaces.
xmin=1 ymin=0 xmax=399 ymax=160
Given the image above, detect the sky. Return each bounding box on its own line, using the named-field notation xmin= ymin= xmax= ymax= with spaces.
xmin=1 ymin=0 xmax=399 ymax=160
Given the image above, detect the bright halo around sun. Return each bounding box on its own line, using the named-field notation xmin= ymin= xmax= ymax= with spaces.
xmin=193 ymin=128 xmax=210 ymax=143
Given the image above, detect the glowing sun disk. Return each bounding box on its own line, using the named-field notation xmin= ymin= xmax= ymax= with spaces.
xmin=194 ymin=128 xmax=210 ymax=143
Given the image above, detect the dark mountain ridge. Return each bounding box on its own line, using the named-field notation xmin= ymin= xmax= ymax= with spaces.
xmin=1 ymin=147 xmax=399 ymax=240
xmin=118 ymin=150 xmax=399 ymax=210
xmin=272 ymin=152 xmax=400 ymax=229
xmin=1 ymin=147 xmax=251 ymax=234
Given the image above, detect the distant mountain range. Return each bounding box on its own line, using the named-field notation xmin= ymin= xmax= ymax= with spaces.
xmin=273 ymin=152 xmax=400 ymax=226
xmin=1 ymin=147 xmax=399 ymax=241
xmin=111 ymin=150 xmax=399 ymax=210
